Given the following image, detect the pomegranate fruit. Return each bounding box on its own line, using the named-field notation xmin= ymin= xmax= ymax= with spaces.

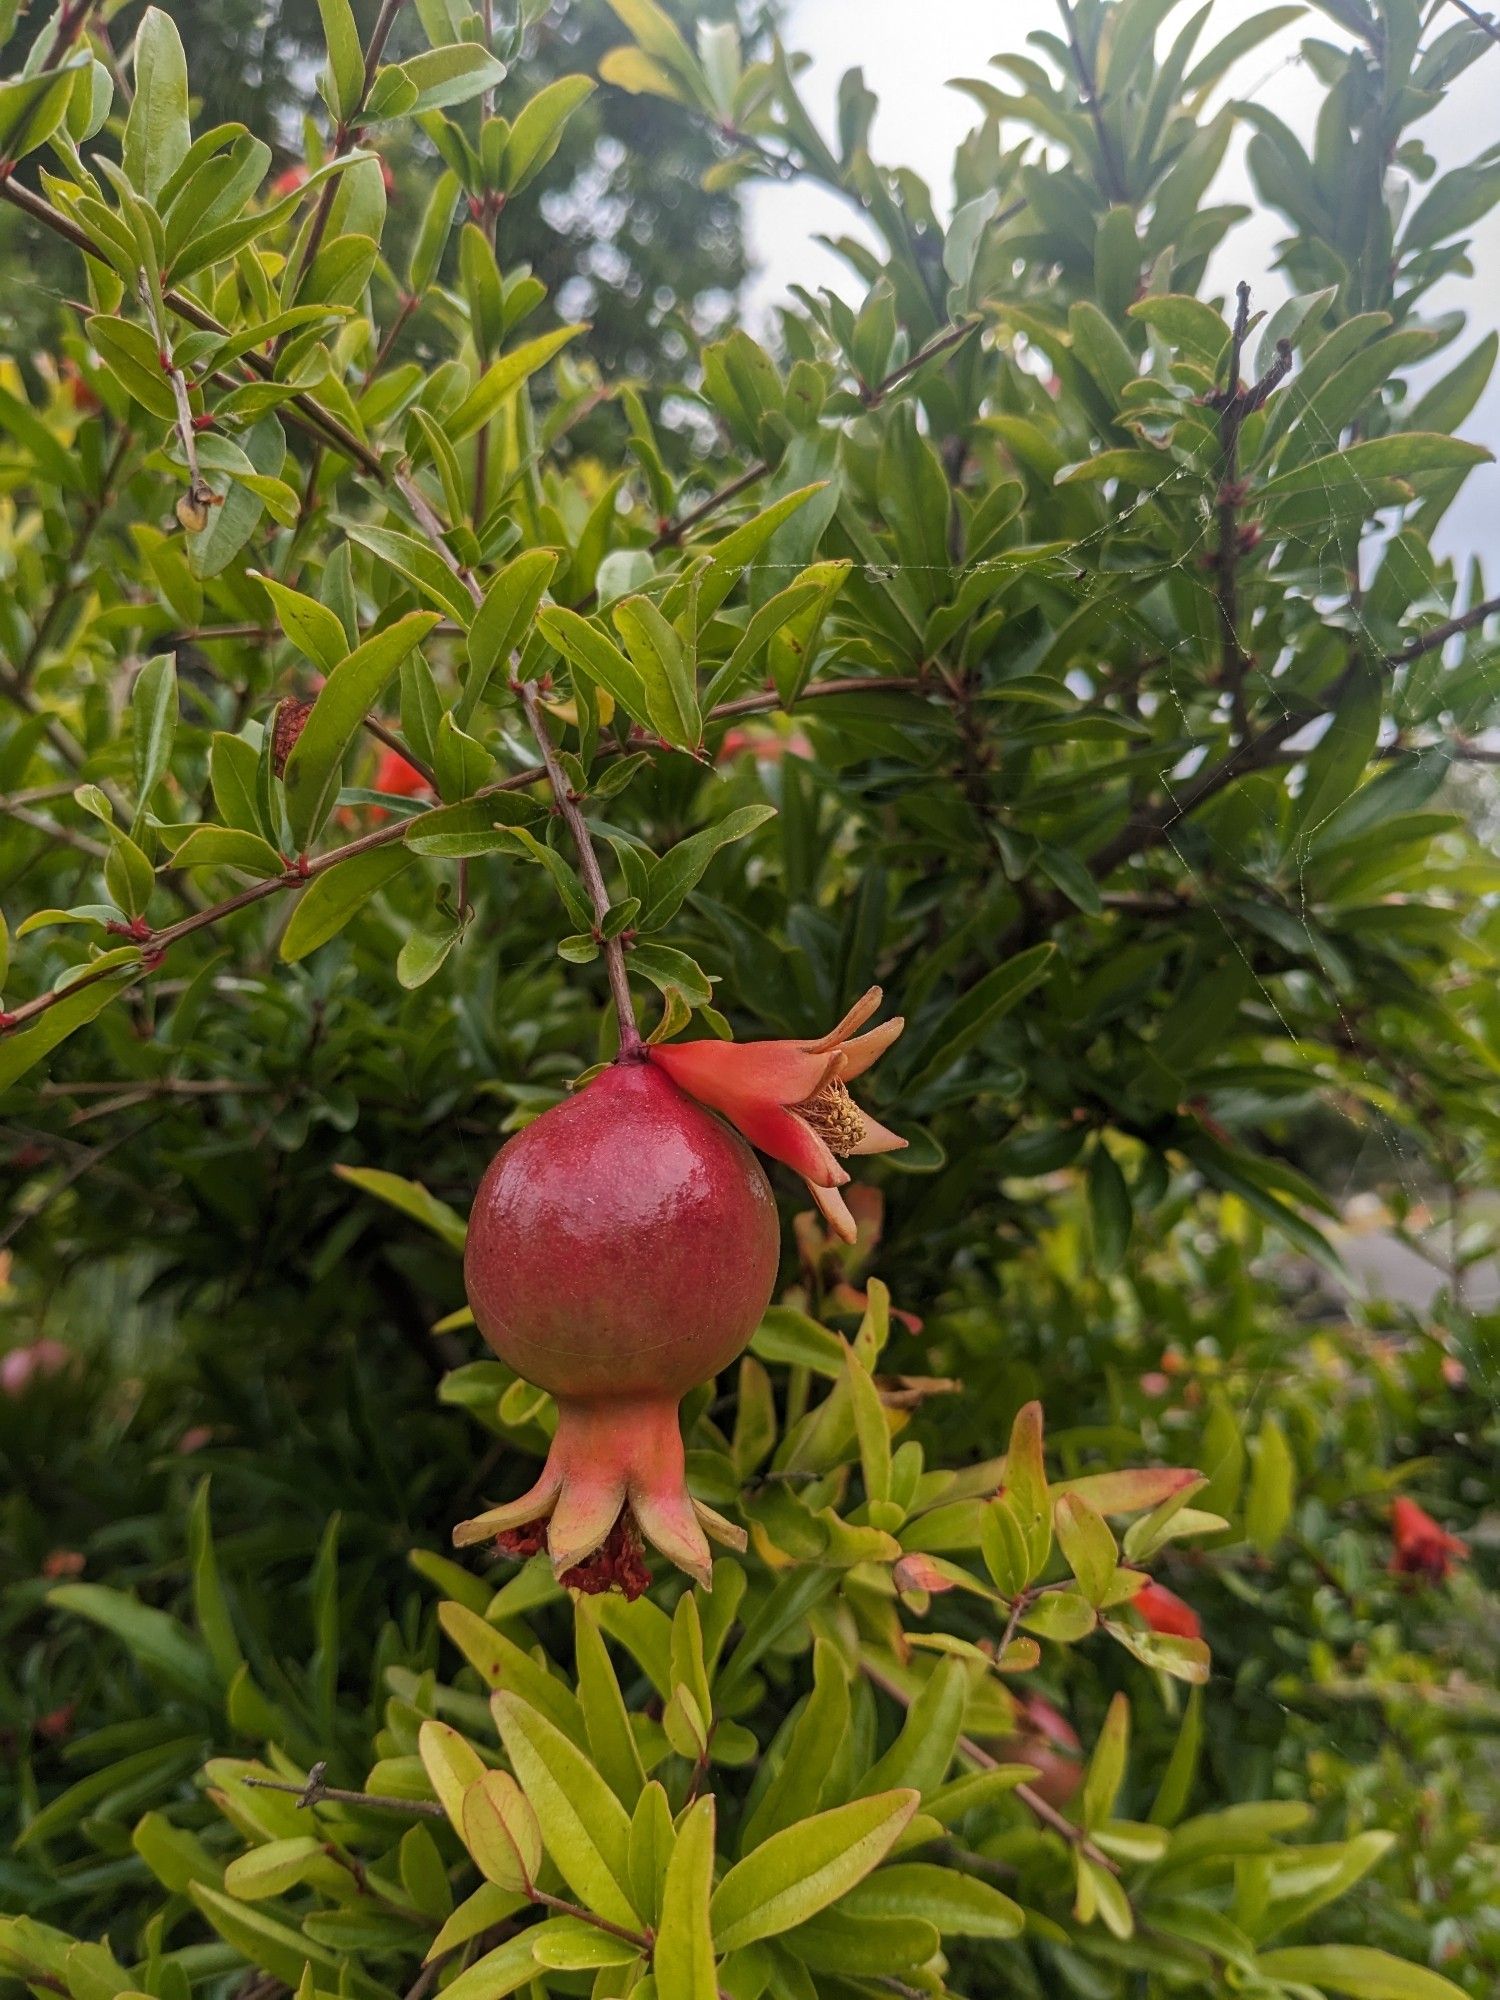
xmin=456 ymin=1054 xmax=780 ymax=1588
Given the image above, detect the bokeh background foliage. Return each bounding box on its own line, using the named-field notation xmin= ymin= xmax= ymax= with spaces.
xmin=1 ymin=0 xmax=1498 ymax=1995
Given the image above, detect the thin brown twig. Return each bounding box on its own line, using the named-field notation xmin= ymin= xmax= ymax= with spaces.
xmin=531 ymin=1890 xmax=650 ymax=1951
xmin=1 ymin=804 xmax=108 ymax=858
xmin=861 ymin=1657 xmax=1119 ymax=1872
xmin=1056 ymin=0 xmax=1127 ymax=203
xmin=39 ymin=0 xmax=104 ymax=70
xmin=0 ymin=764 xmax=545 ymax=1037
xmin=243 ymin=1769 xmax=446 ymax=1818
xmin=283 ymin=0 xmax=411 ymax=313
xmin=1207 ymin=283 xmax=1293 ymax=742
xmin=394 ymin=466 xmax=642 ymax=1051
xmin=1386 ymin=592 xmax=1500 ymax=665
xmin=1443 ymin=0 xmax=1500 ymax=44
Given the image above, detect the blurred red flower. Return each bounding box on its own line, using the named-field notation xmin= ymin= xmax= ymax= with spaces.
xmin=374 ymin=749 xmax=431 ymax=798
xmin=1390 ymin=1496 xmax=1467 ymax=1583
xmin=1133 ymin=1579 xmax=1202 ymax=1639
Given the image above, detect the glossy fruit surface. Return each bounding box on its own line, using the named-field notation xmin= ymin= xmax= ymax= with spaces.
xmin=465 ymin=1056 xmax=778 ymax=1399
xmin=457 ymin=1056 xmax=780 ymax=1587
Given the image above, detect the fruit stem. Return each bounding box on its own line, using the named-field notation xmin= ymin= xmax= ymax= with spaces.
xmin=516 ymin=679 xmax=642 ymax=1055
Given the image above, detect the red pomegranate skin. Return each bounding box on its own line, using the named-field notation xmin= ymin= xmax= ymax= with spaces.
xmin=465 ymin=1057 xmax=779 ymax=1399
xmin=457 ymin=1057 xmax=780 ymax=1587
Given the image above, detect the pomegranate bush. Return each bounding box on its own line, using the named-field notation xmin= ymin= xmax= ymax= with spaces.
xmin=2 ymin=0 xmax=1498 ymax=1993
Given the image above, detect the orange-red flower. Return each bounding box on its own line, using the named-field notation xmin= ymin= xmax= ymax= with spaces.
xmin=647 ymin=987 xmax=905 ymax=1242
xmin=1390 ymin=1496 xmax=1467 ymax=1583
xmin=1133 ymin=1579 xmax=1201 ymax=1640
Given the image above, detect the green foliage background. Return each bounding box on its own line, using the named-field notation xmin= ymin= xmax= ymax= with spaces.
xmin=1 ymin=0 xmax=1498 ymax=1995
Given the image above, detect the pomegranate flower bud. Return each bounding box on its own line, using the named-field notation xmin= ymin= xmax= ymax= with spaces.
xmin=647 ymin=987 xmax=906 ymax=1242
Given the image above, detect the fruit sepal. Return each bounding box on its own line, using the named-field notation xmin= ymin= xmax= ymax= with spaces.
xmin=453 ymin=1393 xmax=746 ymax=1590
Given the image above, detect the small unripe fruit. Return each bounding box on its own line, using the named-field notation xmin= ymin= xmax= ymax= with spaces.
xmin=459 ymin=1056 xmax=779 ymax=1588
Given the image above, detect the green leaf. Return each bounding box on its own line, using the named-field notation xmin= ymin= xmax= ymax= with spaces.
xmin=45 ymin=1583 xmax=216 ymax=1702
xmin=130 ymin=654 xmax=177 ymax=817
xmin=461 ymin=550 xmax=559 ymax=726
xmin=1258 ymin=432 xmax=1491 ymax=500
xmin=1081 ymin=1693 xmax=1129 ymax=1831
xmin=403 ymin=793 xmax=540 ymax=858
xmin=575 ymin=1607 xmax=648 ymax=1808
xmin=208 ymin=732 xmax=268 ymax=838
xmin=418 ymin=1718 xmax=488 ymax=1833
xmin=187 ymin=1884 xmax=340 ymax=1987
xmin=859 ymin=1657 xmax=966 ymax=1801
xmin=250 ymin=571 xmax=349 ymax=674
xmin=538 ymin=605 xmax=646 ymax=719
xmin=639 ymin=806 xmax=776 ymax=930
xmin=491 ymin=1691 xmax=641 ymax=1931
xmin=741 ymin=1641 xmax=850 ymax=1850
xmin=344 ymin=522 xmax=477 ymax=627
xmin=438 ymin=1934 xmax=540 ymax=2000
xmin=503 ymin=76 xmax=595 ymax=194
xmin=186 ymin=415 xmax=287 ymax=579
xmin=427 ymin=1883 xmax=528 ymax=1963
xmin=0 ymin=66 xmax=85 ymax=167
xmin=613 ymin=594 xmax=701 ymax=748
xmin=845 ymin=1342 xmax=892 ymax=1505
xmin=314 ymin=0 xmax=364 ymax=120
xmin=462 ymin=1770 xmax=543 ymax=1892
xmin=496 ymin=824 xmax=594 ymax=930
xmin=654 ymin=1796 xmax=718 ymax=2000
xmin=901 ymin=944 xmax=1054 ymax=1091
xmin=1019 ymin=1589 xmax=1097 ymax=1641
xmin=132 ymin=1812 xmax=224 ymax=1896
xmin=446 ymin=326 xmax=585 ymax=444
xmin=85 ymin=315 xmax=178 ymax=420
xmin=710 ymin=1791 xmax=919 ymax=1952
xmin=1104 ymin=1618 xmax=1212 ymax=1684
xmin=1054 ymin=1492 xmax=1118 ymax=1605
xmin=0 ymin=963 xmax=137 ymax=1094
xmin=1245 ymin=1414 xmax=1295 ymax=1553
xmin=1255 ymin=1948 xmax=1467 ymax=2000
xmin=397 ymin=916 xmax=462 ymax=989
xmin=839 ymin=1862 xmax=1023 ymax=1939
xmin=1288 ymin=670 xmax=1381 ymax=848
xmin=333 ymin=1165 xmax=467 ymax=1252
xmin=438 ymin=1602 xmax=585 ymax=1738
xmin=1001 ymin=1400 xmax=1051 ymax=1574
xmin=1086 ymin=1141 xmax=1133 ymax=1276
xmin=278 ymin=846 xmax=416 ymax=962
xmin=222 ymin=1836 xmax=324 ymax=1901
xmin=187 ymin=1478 xmax=242 ymax=1683
xmin=171 ymin=827 xmax=285 ymax=877
xmin=283 ymin=611 xmax=439 ymax=847
xmin=400 ymin=43 xmax=508 ymax=113
xmin=123 ymin=8 xmax=190 ymax=197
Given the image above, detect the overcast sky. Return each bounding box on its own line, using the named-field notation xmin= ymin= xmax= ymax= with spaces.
xmin=740 ymin=0 xmax=1500 ymax=562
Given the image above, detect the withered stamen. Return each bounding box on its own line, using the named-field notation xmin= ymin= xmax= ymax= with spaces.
xmin=794 ymin=1076 xmax=867 ymax=1155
